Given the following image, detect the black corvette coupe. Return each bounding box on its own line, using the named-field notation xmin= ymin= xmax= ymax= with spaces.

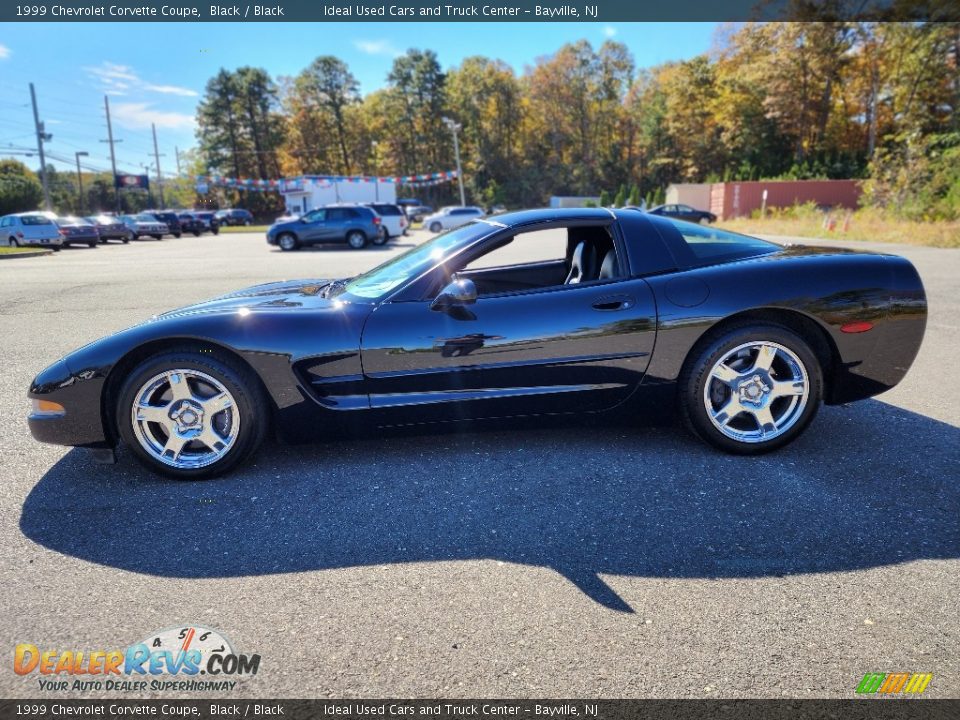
xmin=28 ymin=208 xmax=926 ymax=479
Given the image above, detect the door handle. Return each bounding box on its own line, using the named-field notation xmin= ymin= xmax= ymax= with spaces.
xmin=592 ymin=294 xmax=635 ymax=311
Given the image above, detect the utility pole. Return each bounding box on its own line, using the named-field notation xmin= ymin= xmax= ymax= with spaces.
xmin=442 ymin=116 xmax=466 ymax=207
xmin=371 ymin=140 xmax=379 ymax=201
xmin=174 ymin=146 xmax=182 ymax=175
xmin=74 ymin=151 xmax=89 ymax=214
xmin=101 ymin=96 xmax=122 ymax=212
xmin=30 ymin=83 xmax=52 ymax=211
xmin=151 ymin=123 xmax=165 ymax=208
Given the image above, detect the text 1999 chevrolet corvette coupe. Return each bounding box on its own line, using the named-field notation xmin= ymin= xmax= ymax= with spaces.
xmin=28 ymin=208 xmax=926 ymax=479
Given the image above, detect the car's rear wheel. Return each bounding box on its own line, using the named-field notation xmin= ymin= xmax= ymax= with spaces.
xmin=152 ymin=235 xmax=163 ymax=240
xmin=174 ymin=232 xmax=182 ymax=239
xmin=88 ymin=241 xmax=98 ymax=248
xmin=8 ymin=238 xmax=18 ymax=247
xmin=372 ymin=228 xmax=388 ymax=246
xmin=347 ymin=230 xmax=368 ymax=249
xmin=429 ymin=222 xmax=442 ymax=233
xmin=117 ymin=351 xmax=268 ymax=479
xmin=679 ymin=324 xmax=822 ymax=454
xmin=277 ymin=232 xmax=298 ymax=251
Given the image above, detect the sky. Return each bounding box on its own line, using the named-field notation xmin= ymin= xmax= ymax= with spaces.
xmin=0 ymin=22 xmax=719 ymax=178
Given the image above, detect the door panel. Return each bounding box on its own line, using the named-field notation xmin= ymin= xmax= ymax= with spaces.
xmin=360 ymin=278 xmax=657 ymax=423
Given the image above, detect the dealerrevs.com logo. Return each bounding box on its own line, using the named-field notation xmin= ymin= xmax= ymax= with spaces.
xmin=14 ymin=626 xmax=260 ymax=693
xmin=856 ymin=672 xmax=933 ymax=695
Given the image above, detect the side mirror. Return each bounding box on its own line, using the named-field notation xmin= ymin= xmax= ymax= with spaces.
xmin=431 ymin=278 xmax=477 ymax=311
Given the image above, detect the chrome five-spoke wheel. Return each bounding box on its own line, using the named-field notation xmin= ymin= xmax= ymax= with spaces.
xmin=703 ymin=341 xmax=809 ymax=443
xmin=681 ymin=324 xmax=823 ymax=454
xmin=130 ymin=369 xmax=240 ymax=470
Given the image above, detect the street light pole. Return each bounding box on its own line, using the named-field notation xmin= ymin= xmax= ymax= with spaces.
xmin=74 ymin=151 xmax=89 ymax=214
xmin=442 ymin=117 xmax=466 ymax=207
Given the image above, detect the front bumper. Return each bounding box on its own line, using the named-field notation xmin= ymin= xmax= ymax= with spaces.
xmin=28 ymin=359 xmax=110 ymax=448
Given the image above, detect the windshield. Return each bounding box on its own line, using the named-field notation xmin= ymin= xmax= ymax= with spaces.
xmin=134 ymin=214 xmax=155 ymax=222
xmin=20 ymin=215 xmax=53 ymax=226
xmin=340 ymin=222 xmax=494 ymax=301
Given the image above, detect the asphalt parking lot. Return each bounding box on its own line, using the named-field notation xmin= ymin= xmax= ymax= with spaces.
xmin=0 ymin=230 xmax=957 ymax=699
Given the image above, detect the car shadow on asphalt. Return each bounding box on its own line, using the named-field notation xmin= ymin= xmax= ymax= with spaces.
xmin=19 ymin=400 xmax=960 ymax=613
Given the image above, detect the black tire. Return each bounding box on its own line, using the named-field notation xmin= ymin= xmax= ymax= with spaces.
xmin=174 ymin=232 xmax=182 ymax=239
xmin=679 ymin=323 xmax=822 ymax=455
xmin=9 ymin=238 xmax=19 ymax=248
xmin=116 ymin=349 xmax=268 ymax=480
xmin=277 ymin=232 xmax=298 ymax=251
xmin=347 ymin=230 xmax=368 ymax=249
xmin=371 ymin=229 xmax=388 ymax=246
xmin=193 ymin=230 xmax=201 ymax=237
xmin=429 ymin=222 xmax=442 ymax=233
xmin=212 ymin=227 xmax=220 ymax=235
xmin=88 ymin=241 xmax=98 ymax=248
xmin=52 ymin=246 xmax=61 ymax=252
xmin=152 ymin=235 xmax=163 ymax=240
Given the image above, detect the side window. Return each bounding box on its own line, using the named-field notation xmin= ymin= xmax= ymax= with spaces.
xmin=667 ymin=219 xmax=778 ymax=263
xmin=455 ymin=225 xmax=622 ymax=297
xmin=0 ymin=218 xmax=9 ymax=228
xmin=327 ymin=209 xmax=349 ymax=221
xmin=302 ymin=209 xmax=326 ymax=223
xmin=465 ymin=228 xmax=567 ymax=270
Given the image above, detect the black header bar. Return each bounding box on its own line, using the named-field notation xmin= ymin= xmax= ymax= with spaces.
xmin=2 ymin=0 xmax=956 ymax=23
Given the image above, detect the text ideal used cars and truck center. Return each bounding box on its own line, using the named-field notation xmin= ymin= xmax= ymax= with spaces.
xmin=28 ymin=209 xmax=926 ymax=480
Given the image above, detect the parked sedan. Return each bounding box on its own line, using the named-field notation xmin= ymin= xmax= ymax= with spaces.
xmin=85 ymin=215 xmax=131 ymax=243
xmin=1 ymin=212 xmax=64 ymax=250
xmin=267 ymin=206 xmax=384 ymax=251
xmin=422 ymin=206 xmax=485 ymax=233
xmin=216 ymin=208 xmax=254 ymax=226
xmin=27 ymin=208 xmax=926 ymax=479
xmin=403 ymin=205 xmax=433 ymax=223
xmin=648 ymin=204 xmax=717 ymax=224
xmin=118 ymin=214 xmax=168 ymax=240
xmin=55 ymin=216 xmax=100 ymax=248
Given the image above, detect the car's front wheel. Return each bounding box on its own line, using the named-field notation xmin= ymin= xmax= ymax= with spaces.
xmin=277 ymin=232 xmax=298 ymax=251
xmin=679 ymin=324 xmax=822 ymax=454
xmin=116 ymin=350 xmax=268 ymax=479
xmin=429 ymin=222 xmax=442 ymax=233
xmin=346 ymin=230 xmax=368 ymax=249
xmin=371 ymin=228 xmax=388 ymax=246
xmin=8 ymin=238 xmax=18 ymax=247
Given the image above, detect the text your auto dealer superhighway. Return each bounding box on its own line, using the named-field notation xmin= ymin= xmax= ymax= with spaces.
xmin=47 ymin=4 xmax=203 ymax=17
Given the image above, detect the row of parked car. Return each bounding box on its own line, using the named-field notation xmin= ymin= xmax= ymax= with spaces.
xmin=1 ymin=209 xmax=226 ymax=249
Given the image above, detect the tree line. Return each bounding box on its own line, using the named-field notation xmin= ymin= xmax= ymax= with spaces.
xmin=194 ymin=22 xmax=958 ymax=219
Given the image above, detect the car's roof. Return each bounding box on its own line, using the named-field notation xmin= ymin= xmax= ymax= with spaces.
xmin=489 ymin=207 xmax=615 ymax=227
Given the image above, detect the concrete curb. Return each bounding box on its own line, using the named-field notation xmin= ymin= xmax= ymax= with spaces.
xmin=0 ymin=248 xmax=54 ymax=260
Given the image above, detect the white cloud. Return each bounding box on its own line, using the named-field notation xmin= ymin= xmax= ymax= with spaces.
xmin=353 ymin=39 xmax=402 ymax=57
xmin=144 ymin=84 xmax=199 ymax=97
xmin=0 ymin=44 xmax=10 ymax=60
xmin=85 ymin=61 xmax=196 ymax=98
xmin=604 ymin=25 xmax=617 ymax=38
xmin=111 ymin=102 xmax=195 ymax=130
